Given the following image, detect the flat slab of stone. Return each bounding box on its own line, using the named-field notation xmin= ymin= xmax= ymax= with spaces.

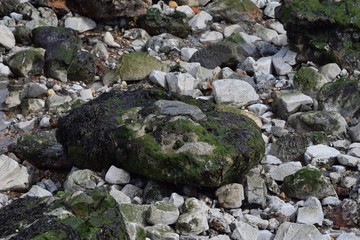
xmin=0 ymin=154 xmax=30 ymax=191
xmin=274 ymin=222 xmax=326 ymax=240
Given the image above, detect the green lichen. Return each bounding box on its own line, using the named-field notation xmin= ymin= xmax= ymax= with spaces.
xmin=153 ymin=202 xmax=177 ymax=212
xmin=294 ymin=66 xmax=325 ymax=93
xmin=30 ymin=230 xmax=68 ymax=240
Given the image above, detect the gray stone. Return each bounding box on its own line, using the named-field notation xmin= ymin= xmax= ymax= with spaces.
xmin=341 ymin=175 xmax=358 ymax=188
xmin=267 ymin=162 xmax=302 ymax=181
xmin=145 ymin=224 xmax=179 ymax=240
xmin=121 ymin=184 xmax=143 ymax=200
xmin=209 ymin=235 xmax=230 ymax=240
xmin=254 ymin=25 xmax=278 ymax=42
xmin=319 ymin=63 xmax=341 ymax=82
xmin=261 ymin=155 xmax=282 ymax=165
xmin=91 ymin=43 xmax=109 ymax=60
xmin=176 ymin=5 xmax=195 ymax=18
xmin=110 ymin=185 xmax=131 ymax=204
xmin=272 ymin=92 xmax=313 ymax=119
xmin=188 ymin=11 xmax=212 ymax=32
xmin=263 ymin=2 xmax=281 ymax=18
xmin=231 ymin=222 xmax=258 ymax=240
xmin=64 ymin=16 xmax=96 ymax=33
xmin=119 ymin=203 xmax=150 ymax=226
xmin=337 ymin=232 xmax=360 ymax=240
xmin=181 ymin=48 xmax=198 ymax=61
xmin=254 ymin=57 xmax=272 ymax=74
xmin=215 ymin=183 xmax=245 ymax=209
xmin=22 ymin=185 xmax=52 ymax=198
xmin=0 ymin=25 xmax=15 ymax=49
xmin=63 ymin=169 xmax=104 ymax=193
xmin=349 ymin=122 xmax=360 ymax=142
xmin=103 ymin=32 xmax=120 ymax=48
xmin=15 ymin=119 xmax=36 ymax=133
xmin=105 ymin=165 xmax=131 ymax=185
xmin=283 ymin=49 xmax=297 ymax=66
xmin=266 ymin=20 xmax=286 ymax=34
xmin=304 ymin=144 xmax=340 ymax=167
xmin=257 ymin=230 xmax=275 ymax=240
xmin=43 ymin=179 xmax=58 ymax=193
xmin=246 ymin=168 xmax=267 ymax=207
xmin=146 ymin=33 xmax=184 ymax=54
xmin=248 ymin=104 xmax=269 ymax=117
xmin=212 ymin=79 xmax=259 ymax=107
xmin=21 ymin=99 xmax=45 ymax=115
xmin=337 ymin=154 xmax=360 ymax=167
xmin=224 ymin=24 xmax=243 ymax=38
xmin=166 ymin=72 xmax=196 ymax=94
xmin=169 ymin=192 xmax=184 ymax=209
xmin=268 ymin=196 xmax=296 ymax=217
xmin=0 ymin=154 xmax=30 ymax=191
xmin=297 ymin=197 xmax=324 ymax=225
xmin=23 ymin=82 xmax=48 ymax=98
xmin=0 ymin=193 xmax=9 ymax=208
xmin=321 ymin=196 xmax=341 ymax=206
xmin=39 ymin=117 xmax=50 ymax=128
xmin=0 ymin=63 xmax=12 ymax=76
xmin=188 ymin=66 xmax=213 ymax=82
xmin=288 ymin=111 xmax=347 ymax=136
xmin=0 ymin=0 xmax=19 ymax=17
xmin=294 ymin=67 xmax=328 ymax=97
xmin=46 ymin=94 xmax=72 ymax=113
xmin=272 ymin=57 xmax=292 ymax=76
xmin=79 ymin=89 xmax=93 ymax=100
xmin=176 ymin=198 xmax=209 ymax=235
xmin=244 ymin=214 xmax=268 ymax=229
xmin=147 ymin=201 xmax=180 ymax=225
xmin=154 ymin=100 xmax=206 ymax=121
xmin=200 ymin=31 xmax=224 ymax=44
xmin=273 ymin=222 xmax=326 ymax=240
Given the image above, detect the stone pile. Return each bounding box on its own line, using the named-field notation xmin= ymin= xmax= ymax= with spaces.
xmin=0 ymin=0 xmax=359 ymax=239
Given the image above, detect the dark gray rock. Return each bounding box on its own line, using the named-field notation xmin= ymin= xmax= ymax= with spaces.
xmin=0 ymin=0 xmax=20 ymax=17
xmin=154 ymin=100 xmax=206 ymax=121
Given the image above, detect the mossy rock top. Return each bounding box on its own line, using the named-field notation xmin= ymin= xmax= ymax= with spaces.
xmin=56 ymin=88 xmax=265 ymax=187
xmin=117 ymin=52 xmax=170 ymax=81
xmin=283 ymin=168 xmax=337 ymax=200
xmin=293 ymin=66 xmax=328 ymax=96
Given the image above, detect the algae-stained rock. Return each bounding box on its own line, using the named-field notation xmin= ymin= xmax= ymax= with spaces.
xmin=270 ymin=132 xmax=328 ymax=161
xmin=293 ymin=66 xmax=328 ymax=97
xmin=288 ymin=111 xmax=347 ymax=136
xmin=56 ymin=88 xmax=265 ymax=187
xmin=317 ymin=77 xmax=360 ymax=118
xmin=7 ymin=130 xmax=71 ymax=169
xmin=67 ymin=50 xmax=95 ymax=83
xmin=190 ymin=32 xmax=257 ymax=69
xmin=65 ymin=0 xmax=151 ymax=19
xmin=283 ymin=168 xmax=336 ymax=200
xmin=116 ymin=52 xmax=170 ymax=81
xmin=207 ymin=0 xmax=262 ymax=23
xmin=0 ymin=188 xmax=129 ymax=239
xmin=6 ymin=48 xmax=45 ymax=77
xmin=277 ymin=0 xmax=360 ymax=71
xmin=0 ymin=0 xmax=19 ymax=17
xmin=138 ymin=8 xmax=190 ymax=38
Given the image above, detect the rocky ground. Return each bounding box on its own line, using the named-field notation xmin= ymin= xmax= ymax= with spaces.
xmin=0 ymin=0 xmax=360 ymax=239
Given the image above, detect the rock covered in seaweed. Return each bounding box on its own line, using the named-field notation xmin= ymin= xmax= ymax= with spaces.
xmin=56 ymin=88 xmax=265 ymax=187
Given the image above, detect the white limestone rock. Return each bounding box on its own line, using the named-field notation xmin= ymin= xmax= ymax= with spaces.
xmin=319 ymin=63 xmax=341 ymax=82
xmin=212 ymin=79 xmax=259 ymax=107
xmin=273 ymin=222 xmax=327 ymax=240
xmin=296 ymin=197 xmax=324 ymax=226
xmin=0 ymin=25 xmax=15 ymax=49
xmin=22 ymin=185 xmax=52 ymax=198
xmin=188 ymin=11 xmax=212 ymax=32
xmin=231 ymin=222 xmax=258 ymax=240
xmin=176 ymin=5 xmax=195 ymax=18
xmin=0 ymin=155 xmax=31 ymax=191
xmin=199 ymin=31 xmax=223 ymax=44
xmin=267 ymin=162 xmax=302 ymax=181
xmin=215 ymin=183 xmax=245 ymax=209
xmin=147 ymin=201 xmax=180 ymax=225
xmin=64 ymin=169 xmax=104 ymax=193
xmin=64 ymin=16 xmax=96 ymax=33
xmin=337 ymin=154 xmax=360 ymax=167
xmin=103 ymin=32 xmax=120 ymax=48
xmin=110 ymin=185 xmax=131 ymax=204
xmin=304 ymin=144 xmax=340 ymax=167
xmin=181 ymin=47 xmax=198 ymax=61
xmin=166 ymin=72 xmax=195 ymax=94
xmin=105 ymin=165 xmax=131 ymax=185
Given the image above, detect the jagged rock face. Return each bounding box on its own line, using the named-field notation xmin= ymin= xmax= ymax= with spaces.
xmin=56 ymin=88 xmax=265 ymax=187
xmin=65 ymin=0 xmax=152 ymax=19
xmin=276 ymin=0 xmax=360 ymax=72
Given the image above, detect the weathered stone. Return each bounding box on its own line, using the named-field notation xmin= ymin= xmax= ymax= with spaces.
xmin=0 ymin=154 xmax=30 ymax=191
xmin=284 ymin=168 xmax=337 ymax=200
xmin=110 ymin=185 xmax=131 ymax=204
xmin=215 ymin=183 xmax=245 ymax=209
xmin=212 ymin=79 xmax=259 ymax=107
xmin=64 ymin=169 xmax=104 ymax=193
xmin=293 ymin=67 xmax=328 ymax=97
xmin=121 ymin=184 xmax=143 ymax=200
xmin=64 ymin=16 xmax=96 ymax=33
xmin=0 ymin=25 xmax=15 ymax=49
xmin=245 ymin=168 xmax=267 ymax=207
xmin=319 ymin=63 xmax=341 ymax=82
xmin=176 ymin=198 xmax=209 ymax=235
xmin=231 ymin=222 xmax=258 ymax=240
xmin=296 ymin=197 xmax=324 ymax=225
xmin=337 ymin=154 xmax=360 ymax=167
xmin=105 ymin=165 xmax=131 ymax=185
xmin=349 ymin=122 xmax=360 ymax=142
xmin=273 ymin=222 xmax=326 ymax=240
xmin=267 ymin=162 xmax=302 ymax=182
xmin=165 ymin=73 xmax=196 ymax=95
xmin=0 ymin=0 xmax=19 ymax=17
xmin=154 ymin=100 xmax=206 ymax=121
xmin=188 ymin=10 xmax=212 ymax=32
xmin=145 ymin=224 xmax=179 ymax=240
xmin=147 ymin=201 xmax=180 ymax=225
xmin=6 ymin=48 xmax=45 ymax=77
xmin=304 ymin=144 xmax=340 ymax=168
xmin=23 ymin=185 xmax=52 ymax=198
xmin=272 ymin=92 xmax=313 ymax=120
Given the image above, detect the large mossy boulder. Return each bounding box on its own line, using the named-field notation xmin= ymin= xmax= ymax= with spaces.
xmin=56 ymin=88 xmax=265 ymax=187
xmin=0 ymin=188 xmax=129 ymax=239
xmin=138 ymin=8 xmax=190 ymax=38
xmin=276 ymin=0 xmax=360 ymax=72
xmin=6 ymin=48 xmax=45 ymax=77
xmin=32 ymin=26 xmax=95 ymax=83
xmin=317 ymin=76 xmax=360 ymax=118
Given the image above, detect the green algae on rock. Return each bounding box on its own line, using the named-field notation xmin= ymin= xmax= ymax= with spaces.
xmin=277 ymin=0 xmax=360 ymax=72
xmin=115 ymin=52 xmax=170 ymax=81
xmin=317 ymin=76 xmax=360 ymax=118
xmin=283 ymin=168 xmax=337 ymax=200
xmin=293 ymin=66 xmax=328 ymax=97
xmin=6 ymin=48 xmax=45 ymax=77
xmin=56 ymin=88 xmax=265 ymax=187
xmin=0 ymin=188 xmax=129 ymax=239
